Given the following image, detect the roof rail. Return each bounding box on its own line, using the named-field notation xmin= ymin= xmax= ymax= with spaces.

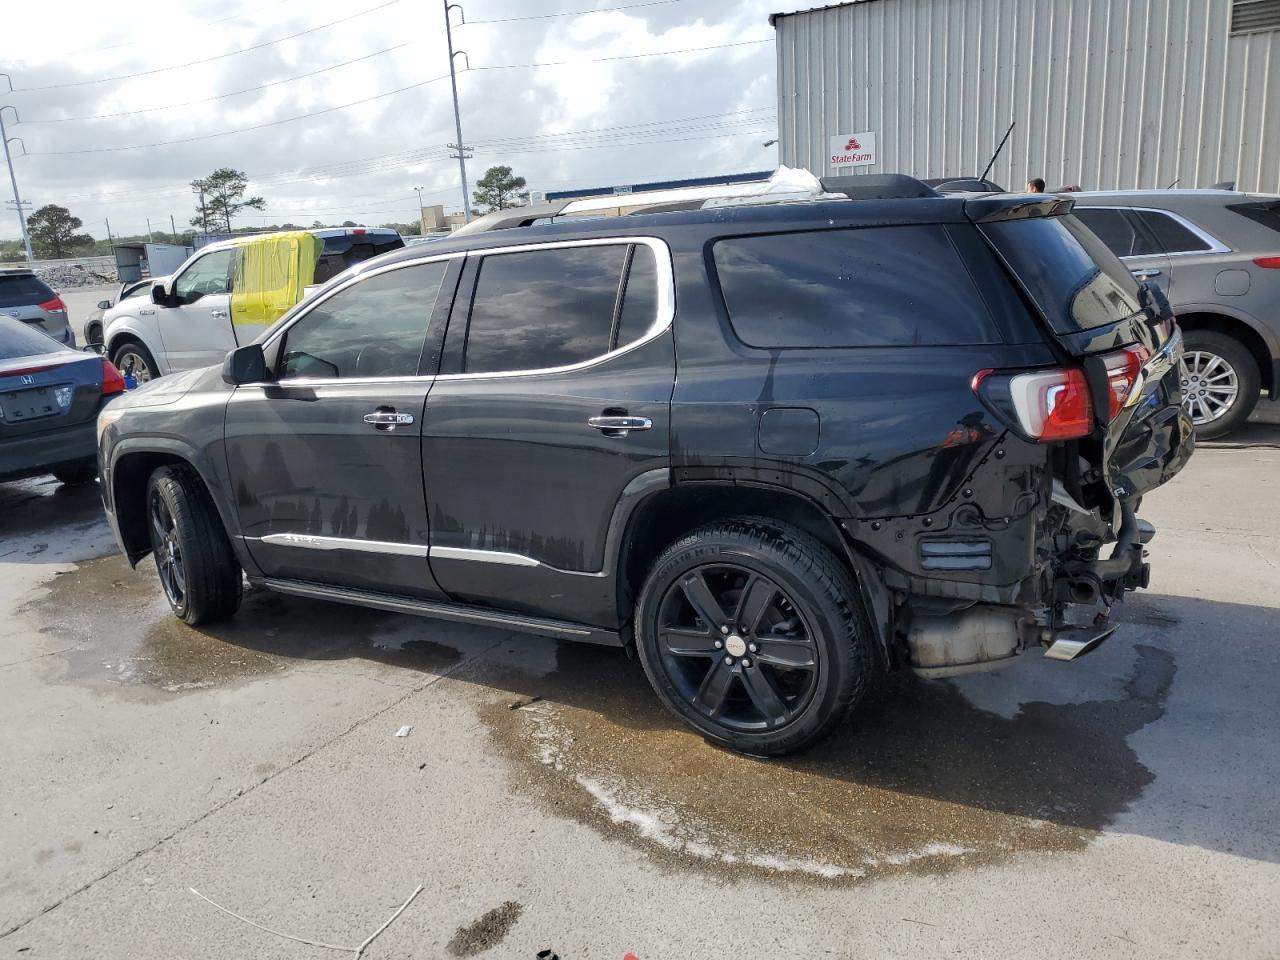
xmin=450 ymin=201 xmax=568 ymax=238
xmin=818 ymin=174 xmax=941 ymax=200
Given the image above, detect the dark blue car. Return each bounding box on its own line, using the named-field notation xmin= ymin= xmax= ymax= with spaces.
xmin=0 ymin=315 xmax=124 ymax=485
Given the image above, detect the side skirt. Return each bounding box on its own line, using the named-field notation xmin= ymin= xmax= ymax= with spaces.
xmin=257 ymin=577 xmax=624 ymax=647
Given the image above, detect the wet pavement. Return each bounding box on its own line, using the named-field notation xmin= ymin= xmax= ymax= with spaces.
xmin=1 ymin=446 xmax=1278 ymax=958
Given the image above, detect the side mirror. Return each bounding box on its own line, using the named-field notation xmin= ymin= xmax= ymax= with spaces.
xmin=97 ymin=299 xmax=112 ymax=310
xmin=222 ymin=344 xmax=267 ymax=385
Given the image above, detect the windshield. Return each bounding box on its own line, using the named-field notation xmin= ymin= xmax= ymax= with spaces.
xmin=981 ymin=215 xmax=1144 ymax=333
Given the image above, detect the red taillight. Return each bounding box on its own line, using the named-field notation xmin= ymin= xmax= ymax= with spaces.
xmin=1103 ymin=344 xmax=1150 ymax=418
xmin=1254 ymin=256 xmax=1280 ymax=269
xmin=1008 ymin=367 xmax=1094 ymax=441
xmin=37 ymin=296 xmax=67 ymax=313
xmin=349 ymin=228 xmax=367 ymax=235
xmin=101 ymin=358 xmax=125 ymax=396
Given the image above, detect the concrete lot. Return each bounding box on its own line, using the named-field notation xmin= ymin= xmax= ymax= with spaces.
xmin=1 ymin=429 xmax=1277 ymax=958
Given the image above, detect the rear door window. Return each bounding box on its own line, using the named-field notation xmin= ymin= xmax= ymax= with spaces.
xmin=1133 ymin=211 xmax=1213 ymax=254
xmin=462 ymin=244 xmax=629 ymax=374
xmin=612 ymin=244 xmax=659 ymax=348
xmin=0 ymin=274 xmax=56 ymax=308
xmin=982 ymin=215 xmax=1144 ymax=333
xmin=712 ymin=225 xmax=1001 ymax=348
xmin=1074 ymin=208 xmax=1160 ymax=257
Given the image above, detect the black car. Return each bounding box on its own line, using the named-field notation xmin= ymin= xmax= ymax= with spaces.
xmin=0 ymin=315 xmax=123 ymax=485
xmin=98 ymin=175 xmax=1193 ymax=755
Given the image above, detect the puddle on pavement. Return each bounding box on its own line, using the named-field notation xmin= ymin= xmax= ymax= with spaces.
xmin=484 ymin=641 xmax=1176 ymax=885
xmin=27 ymin=553 xmax=462 ymax=698
xmin=0 ymin=478 xmax=105 ymax=547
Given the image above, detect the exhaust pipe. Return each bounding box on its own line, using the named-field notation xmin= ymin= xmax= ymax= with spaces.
xmin=1043 ymin=625 xmax=1118 ymax=662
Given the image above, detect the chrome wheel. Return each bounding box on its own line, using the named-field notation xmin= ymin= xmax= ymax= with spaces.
xmin=1179 ymin=350 xmax=1238 ymax=425
xmin=654 ymin=564 xmax=820 ymax=733
xmin=115 ymin=349 xmax=153 ymax=384
xmin=148 ymin=489 xmax=186 ymax=608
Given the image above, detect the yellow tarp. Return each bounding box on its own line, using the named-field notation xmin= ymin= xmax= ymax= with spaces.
xmin=229 ymin=231 xmax=321 ymax=330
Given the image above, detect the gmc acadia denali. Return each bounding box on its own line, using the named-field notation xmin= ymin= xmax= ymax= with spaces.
xmin=98 ymin=175 xmax=1194 ymax=755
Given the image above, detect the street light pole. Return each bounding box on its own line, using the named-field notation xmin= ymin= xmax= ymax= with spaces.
xmin=414 ymin=185 xmax=425 ymax=233
xmin=0 ymin=105 xmax=33 ymax=263
xmin=444 ymin=1 xmax=472 ymax=222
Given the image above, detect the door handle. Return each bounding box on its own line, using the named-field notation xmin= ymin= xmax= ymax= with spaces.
xmin=1130 ymin=268 xmax=1162 ymax=279
xmin=588 ymin=415 xmax=652 ymax=437
xmin=211 ymin=309 xmax=229 ymax=319
xmin=364 ymin=410 xmax=415 ymax=430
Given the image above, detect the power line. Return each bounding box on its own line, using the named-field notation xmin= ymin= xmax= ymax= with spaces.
xmin=463 ymin=0 xmax=685 ymax=25
xmin=24 ymin=38 xmax=774 ymax=156
xmin=14 ymin=44 xmax=413 ymax=123
xmin=11 ymin=0 xmax=404 ymax=91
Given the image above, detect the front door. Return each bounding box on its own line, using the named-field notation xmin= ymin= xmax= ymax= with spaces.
xmin=224 ymin=258 xmax=459 ymax=599
xmin=159 ymin=247 xmax=239 ymax=371
xmin=422 ymin=238 xmax=675 ymax=627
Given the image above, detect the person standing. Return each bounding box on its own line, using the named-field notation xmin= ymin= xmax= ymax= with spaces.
xmin=1026 ymin=177 xmax=1046 ymax=193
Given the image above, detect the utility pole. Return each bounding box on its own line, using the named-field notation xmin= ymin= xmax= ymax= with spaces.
xmin=104 ymin=218 xmax=114 ymax=247
xmin=414 ymin=186 xmax=426 ymax=234
xmin=169 ymin=213 xmax=177 ymax=241
xmin=444 ymin=1 xmax=472 ymax=222
xmin=197 ymin=185 xmax=209 ymax=234
xmin=146 ymin=217 xmax=155 ymax=242
xmin=0 ymin=104 xmax=33 ymax=263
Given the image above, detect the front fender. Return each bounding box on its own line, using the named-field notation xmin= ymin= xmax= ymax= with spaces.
xmin=103 ymin=313 xmax=170 ymax=375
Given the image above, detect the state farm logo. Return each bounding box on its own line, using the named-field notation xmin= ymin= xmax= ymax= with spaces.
xmin=828 ymin=131 xmax=877 ymax=167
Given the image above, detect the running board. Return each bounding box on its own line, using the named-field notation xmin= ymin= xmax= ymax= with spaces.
xmin=258 ymin=578 xmax=623 ymax=647
xmin=1043 ymin=625 xmax=1118 ymax=662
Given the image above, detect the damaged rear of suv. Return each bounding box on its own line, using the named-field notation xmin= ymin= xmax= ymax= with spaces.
xmin=98 ymin=173 xmax=1192 ymax=756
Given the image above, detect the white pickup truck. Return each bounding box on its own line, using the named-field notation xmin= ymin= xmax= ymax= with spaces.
xmin=102 ymin=227 xmax=403 ymax=382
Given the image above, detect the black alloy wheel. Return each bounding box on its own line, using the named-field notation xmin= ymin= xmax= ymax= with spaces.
xmin=655 ymin=564 xmax=820 ymax=732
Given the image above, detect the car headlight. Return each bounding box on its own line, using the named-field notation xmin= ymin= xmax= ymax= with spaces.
xmin=97 ymin=406 xmax=126 ymax=444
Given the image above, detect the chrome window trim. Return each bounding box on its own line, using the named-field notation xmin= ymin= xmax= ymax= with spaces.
xmin=1083 ymin=205 xmax=1232 ymax=258
xmin=438 ymin=235 xmax=675 ymax=382
xmin=252 ymin=236 xmax=673 ymax=387
xmin=256 ymin=533 xmax=429 ymax=558
xmin=429 ymin=546 xmax=539 ymax=567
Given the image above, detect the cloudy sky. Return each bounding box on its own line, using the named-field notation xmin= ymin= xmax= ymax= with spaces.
xmin=0 ymin=0 xmax=809 ymax=241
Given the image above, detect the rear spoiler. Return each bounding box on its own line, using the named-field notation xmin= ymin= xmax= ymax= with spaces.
xmin=965 ymin=195 xmax=1075 ymax=223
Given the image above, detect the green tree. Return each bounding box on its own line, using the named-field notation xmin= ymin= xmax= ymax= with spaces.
xmin=27 ymin=204 xmax=94 ymax=259
xmin=190 ymin=168 xmax=265 ymax=233
xmin=472 ymin=165 xmax=529 ymax=212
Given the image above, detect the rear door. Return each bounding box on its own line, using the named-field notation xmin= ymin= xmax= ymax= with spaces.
xmin=224 ymin=257 xmax=459 ymax=599
xmin=421 ymin=238 xmax=674 ymax=627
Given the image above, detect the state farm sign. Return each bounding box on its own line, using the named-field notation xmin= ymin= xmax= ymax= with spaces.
xmin=828 ymin=131 xmax=877 ymax=167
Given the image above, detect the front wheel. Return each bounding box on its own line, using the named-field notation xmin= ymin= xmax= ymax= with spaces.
xmin=146 ymin=465 xmax=242 ymax=625
xmin=1179 ymin=330 xmax=1260 ymax=440
xmin=110 ymin=340 xmax=158 ymax=385
xmin=634 ymin=518 xmax=874 ymax=756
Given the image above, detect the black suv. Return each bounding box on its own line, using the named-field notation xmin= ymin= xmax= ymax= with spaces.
xmin=98 ymin=175 xmax=1193 ymax=755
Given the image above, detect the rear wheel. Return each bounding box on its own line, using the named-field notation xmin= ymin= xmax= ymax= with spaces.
xmin=110 ymin=340 xmax=158 ymax=385
xmin=634 ymin=517 xmax=874 ymax=756
xmin=1179 ymin=330 xmax=1260 ymax=440
xmin=146 ymin=465 xmax=242 ymax=625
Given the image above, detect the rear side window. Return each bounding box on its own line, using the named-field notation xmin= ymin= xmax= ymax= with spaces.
xmin=0 ymin=316 xmax=61 ymax=359
xmin=712 ymin=225 xmax=1000 ymax=348
xmin=613 ymin=244 xmax=659 ymax=348
xmin=279 ymin=261 xmax=447 ymax=379
xmin=1227 ymin=200 xmax=1280 ymax=233
xmin=463 ymin=245 xmax=628 ymax=373
xmin=1074 ymin=208 xmax=1159 ymax=257
xmin=0 ymin=274 xmax=55 ymax=309
xmin=982 ymin=216 xmax=1144 ymax=333
xmin=1133 ymin=211 xmax=1213 ymax=253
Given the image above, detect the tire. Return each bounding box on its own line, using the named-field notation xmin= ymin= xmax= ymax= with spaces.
xmin=110 ymin=339 xmax=159 ymax=385
xmin=52 ymin=461 xmax=98 ymax=486
xmin=1180 ymin=330 xmax=1260 ymax=440
xmin=146 ymin=464 xmax=242 ymax=625
xmin=86 ymin=322 xmax=103 ymax=348
xmin=633 ymin=517 xmax=874 ymax=756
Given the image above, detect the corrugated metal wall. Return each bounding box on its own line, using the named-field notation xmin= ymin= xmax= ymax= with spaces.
xmin=774 ymin=0 xmax=1280 ymax=192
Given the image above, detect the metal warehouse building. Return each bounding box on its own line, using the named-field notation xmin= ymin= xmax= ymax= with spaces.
xmin=772 ymin=0 xmax=1280 ymax=192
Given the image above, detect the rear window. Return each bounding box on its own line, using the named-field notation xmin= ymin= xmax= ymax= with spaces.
xmin=1227 ymin=200 xmax=1280 ymax=234
xmin=1134 ymin=211 xmax=1212 ymax=253
xmin=0 ymin=274 xmax=56 ymax=309
xmin=0 ymin=316 xmax=61 ymax=359
xmin=982 ymin=216 xmax=1143 ymax=333
xmin=712 ymin=225 xmax=1001 ymax=349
